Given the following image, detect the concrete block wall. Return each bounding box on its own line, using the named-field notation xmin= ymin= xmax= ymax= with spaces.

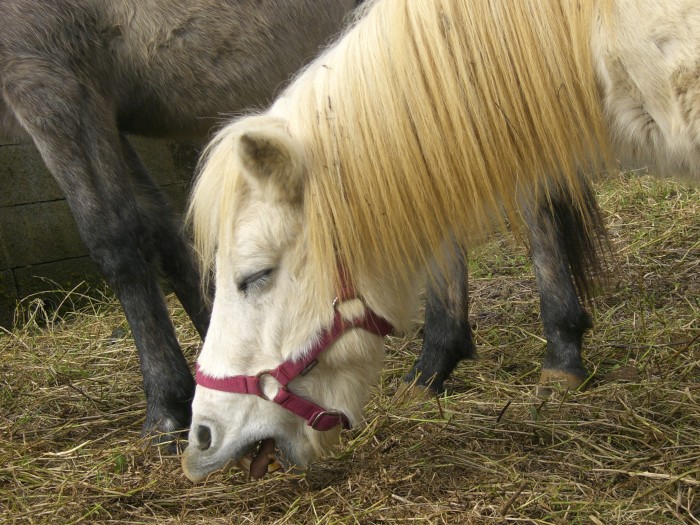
xmin=0 ymin=136 xmax=201 ymax=327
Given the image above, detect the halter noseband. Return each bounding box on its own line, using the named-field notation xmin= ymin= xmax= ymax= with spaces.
xmin=195 ymin=286 xmax=394 ymax=431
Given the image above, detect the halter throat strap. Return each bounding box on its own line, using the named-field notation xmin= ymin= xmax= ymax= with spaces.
xmin=195 ymin=295 xmax=393 ymax=431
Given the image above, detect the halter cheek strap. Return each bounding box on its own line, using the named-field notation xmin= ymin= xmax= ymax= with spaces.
xmin=195 ymin=295 xmax=394 ymax=431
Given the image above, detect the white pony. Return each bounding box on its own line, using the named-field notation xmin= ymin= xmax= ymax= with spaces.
xmin=182 ymin=0 xmax=700 ymax=482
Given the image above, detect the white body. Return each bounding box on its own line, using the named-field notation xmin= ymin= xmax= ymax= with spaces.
xmin=182 ymin=0 xmax=700 ymax=482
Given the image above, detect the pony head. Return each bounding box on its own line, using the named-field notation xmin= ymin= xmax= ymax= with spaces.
xmin=181 ymin=115 xmax=412 ymax=482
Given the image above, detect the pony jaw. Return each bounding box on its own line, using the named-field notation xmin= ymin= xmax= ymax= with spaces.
xmin=181 ymin=388 xmax=320 ymax=482
xmin=182 ymin=329 xmax=385 ymax=482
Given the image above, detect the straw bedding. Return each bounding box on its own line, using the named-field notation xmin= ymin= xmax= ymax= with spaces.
xmin=1 ymin=172 xmax=698 ymax=524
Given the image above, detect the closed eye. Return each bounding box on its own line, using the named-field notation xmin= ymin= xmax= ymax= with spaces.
xmin=237 ymin=268 xmax=274 ymax=295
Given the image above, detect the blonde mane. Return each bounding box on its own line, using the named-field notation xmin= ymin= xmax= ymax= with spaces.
xmin=192 ymin=0 xmax=614 ymax=296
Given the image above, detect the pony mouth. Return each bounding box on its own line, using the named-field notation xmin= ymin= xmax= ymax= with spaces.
xmin=237 ymin=438 xmax=282 ymax=478
xmin=181 ymin=437 xmax=284 ymax=483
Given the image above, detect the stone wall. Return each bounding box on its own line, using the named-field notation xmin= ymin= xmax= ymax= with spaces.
xmin=0 ymin=136 xmax=200 ymax=327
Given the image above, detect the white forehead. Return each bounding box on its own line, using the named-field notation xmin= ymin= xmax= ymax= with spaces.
xmin=216 ymin=195 xmax=301 ymax=279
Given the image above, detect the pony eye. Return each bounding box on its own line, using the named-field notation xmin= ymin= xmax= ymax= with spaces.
xmin=237 ymin=268 xmax=274 ymax=295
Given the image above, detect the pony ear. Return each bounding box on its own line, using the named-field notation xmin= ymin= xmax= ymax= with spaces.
xmin=236 ymin=119 xmax=305 ymax=203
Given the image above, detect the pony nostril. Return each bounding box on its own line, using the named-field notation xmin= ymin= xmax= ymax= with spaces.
xmin=195 ymin=425 xmax=212 ymax=451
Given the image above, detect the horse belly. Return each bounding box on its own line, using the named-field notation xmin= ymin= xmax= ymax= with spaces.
xmin=594 ymin=0 xmax=700 ymax=180
xmin=107 ymin=0 xmax=356 ymax=138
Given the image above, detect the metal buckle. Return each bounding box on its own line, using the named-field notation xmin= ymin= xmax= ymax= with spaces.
xmin=310 ymin=410 xmax=345 ymax=431
xmin=255 ymin=370 xmax=281 ymax=401
xmin=300 ymin=359 xmax=318 ymax=376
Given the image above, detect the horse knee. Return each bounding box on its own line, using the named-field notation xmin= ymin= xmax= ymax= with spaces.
xmin=81 ymin=217 xmax=156 ymax=289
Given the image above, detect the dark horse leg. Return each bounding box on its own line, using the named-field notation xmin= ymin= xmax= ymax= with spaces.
xmin=119 ymin=137 xmax=211 ymax=339
xmin=3 ymin=63 xmax=202 ymax=443
xmin=404 ymin=180 xmax=606 ymax=392
xmin=402 ymin=246 xmax=475 ymax=393
xmin=528 ymin=180 xmax=608 ymax=388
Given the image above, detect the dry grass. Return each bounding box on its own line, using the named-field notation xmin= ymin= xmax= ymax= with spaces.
xmin=1 ymin=172 xmax=699 ymax=524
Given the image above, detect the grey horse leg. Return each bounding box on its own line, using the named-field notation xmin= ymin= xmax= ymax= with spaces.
xmin=119 ymin=136 xmax=211 ymax=339
xmin=4 ymin=65 xmax=194 ymax=443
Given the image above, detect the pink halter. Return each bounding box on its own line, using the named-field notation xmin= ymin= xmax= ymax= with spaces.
xmin=195 ymin=286 xmax=394 ymax=431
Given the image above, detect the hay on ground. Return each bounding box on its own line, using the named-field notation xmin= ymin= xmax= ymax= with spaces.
xmin=1 ymin=172 xmax=699 ymax=524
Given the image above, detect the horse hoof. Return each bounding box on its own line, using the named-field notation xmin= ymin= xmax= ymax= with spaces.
xmin=537 ymin=369 xmax=587 ymax=398
xmin=141 ymin=416 xmax=188 ymax=453
xmin=392 ymin=382 xmax=433 ymax=404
